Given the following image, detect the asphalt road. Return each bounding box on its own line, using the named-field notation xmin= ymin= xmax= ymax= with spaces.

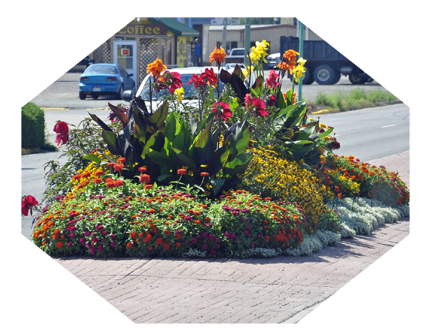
xmin=28 ymin=71 xmax=393 ymax=110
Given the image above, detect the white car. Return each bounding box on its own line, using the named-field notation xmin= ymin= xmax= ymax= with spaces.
xmin=122 ymin=65 xmax=253 ymax=108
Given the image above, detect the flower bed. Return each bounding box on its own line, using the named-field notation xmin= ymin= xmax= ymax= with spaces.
xmin=25 ymin=40 xmax=409 ymax=259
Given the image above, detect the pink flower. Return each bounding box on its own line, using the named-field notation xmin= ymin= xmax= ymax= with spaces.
xmin=265 ymin=70 xmax=279 ymax=89
xmin=53 ymin=121 xmax=69 ymax=146
xmin=212 ymin=102 xmax=232 ymax=121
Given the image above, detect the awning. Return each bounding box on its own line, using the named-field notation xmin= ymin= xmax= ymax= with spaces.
xmin=148 ymin=18 xmax=199 ymax=37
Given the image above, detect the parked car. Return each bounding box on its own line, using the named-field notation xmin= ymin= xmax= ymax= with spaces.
xmin=122 ymin=67 xmax=226 ymax=107
xmin=263 ymin=52 xmax=281 ymax=70
xmin=122 ymin=65 xmax=255 ymax=109
xmin=79 ymin=63 xmax=136 ymax=100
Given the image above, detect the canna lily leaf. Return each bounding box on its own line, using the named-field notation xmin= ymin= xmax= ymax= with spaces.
xmin=82 ymin=153 xmax=102 ymax=164
xmin=101 ymin=130 xmax=121 ymax=155
xmin=88 ymin=112 xmax=113 ymax=132
xmin=108 ymin=102 xmax=128 ymax=126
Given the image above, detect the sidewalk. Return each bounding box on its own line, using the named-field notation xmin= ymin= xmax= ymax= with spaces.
xmin=53 ymin=151 xmax=410 ymax=324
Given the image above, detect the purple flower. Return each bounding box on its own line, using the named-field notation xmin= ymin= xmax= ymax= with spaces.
xmin=201 ymin=232 xmax=208 ymax=239
xmin=231 ymin=210 xmax=240 ymax=216
xmin=241 ymin=209 xmax=250 ymax=213
xmin=110 ymin=241 xmax=116 ymax=248
xmin=98 ymin=245 xmax=104 ymax=252
xmin=191 ymin=238 xmax=198 ymax=244
xmin=102 ymin=230 xmax=108 ymax=235
xmin=42 ymin=205 xmax=49 ymax=213
xmin=222 ymin=205 xmax=231 ymax=211
xmin=225 ymin=232 xmax=231 ymax=238
xmin=84 ymin=231 xmax=90 ymax=237
xmin=195 ymin=234 xmax=200 ymax=239
xmin=250 ymin=242 xmax=255 ymax=248
xmin=176 ymin=229 xmax=182 ymax=234
xmin=208 ymin=234 xmax=214 ymax=241
xmin=89 ymin=247 xmax=95 ymax=254
xmin=210 ymin=250 xmax=217 ymax=256
xmin=68 ymin=241 xmax=73 ymax=247
xmin=92 ymin=237 xmax=98 ymax=243
xmin=185 ymin=215 xmax=192 ymax=221
xmin=69 ymin=233 xmax=75 ymax=238
xmin=215 ymin=244 xmax=220 ymax=249
xmin=202 ymin=244 xmax=208 ymax=250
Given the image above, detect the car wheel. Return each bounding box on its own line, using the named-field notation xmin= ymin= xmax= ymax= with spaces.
xmin=313 ymin=64 xmax=340 ymax=85
xmin=116 ymin=85 xmax=124 ymax=99
xmin=79 ymin=92 xmax=86 ymax=100
xmin=91 ymin=93 xmax=99 ymax=99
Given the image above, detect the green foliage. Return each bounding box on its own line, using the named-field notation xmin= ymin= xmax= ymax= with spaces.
xmin=22 ymin=102 xmax=45 ymax=149
xmin=43 ymin=117 xmax=105 ymax=204
xmin=312 ymin=89 xmax=398 ymax=110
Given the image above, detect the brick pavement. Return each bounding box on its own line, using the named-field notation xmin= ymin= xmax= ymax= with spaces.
xmin=54 ymin=151 xmax=410 ymax=324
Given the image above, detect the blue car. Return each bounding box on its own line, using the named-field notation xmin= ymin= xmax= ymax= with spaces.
xmin=79 ymin=63 xmax=135 ymax=100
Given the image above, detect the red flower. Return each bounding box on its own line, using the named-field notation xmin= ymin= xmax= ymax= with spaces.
xmin=53 ymin=121 xmax=69 ymax=146
xmin=200 ymin=172 xmax=209 ymax=177
xmin=117 ymin=157 xmax=126 ymax=164
xmin=250 ymin=97 xmax=268 ymax=117
xmin=138 ymin=167 xmax=147 ymax=173
xmin=157 ymin=71 xmax=183 ymax=93
xmin=212 ymin=102 xmax=232 ymax=121
xmin=144 ymin=184 xmax=153 ymax=190
xmin=177 ymin=169 xmax=187 ymax=175
xmin=265 ymin=70 xmax=280 ymax=89
xmin=21 ymin=195 xmax=38 ymax=216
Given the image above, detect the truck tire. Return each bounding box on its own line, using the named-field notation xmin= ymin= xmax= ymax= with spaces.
xmin=349 ymin=73 xmax=368 ymax=85
xmin=313 ymin=64 xmax=340 ymax=85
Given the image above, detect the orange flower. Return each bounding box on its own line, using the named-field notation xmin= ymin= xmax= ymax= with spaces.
xmin=209 ymin=47 xmax=227 ymax=66
xmin=177 ymin=168 xmax=187 ymax=175
xmin=156 ymin=237 xmax=163 ymax=245
xmin=175 ymin=242 xmax=181 ymax=248
xmin=194 ymin=220 xmax=201 ymax=225
xmin=93 ymin=177 xmax=103 ymax=184
xmin=146 ymin=57 xmax=167 ymax=79
xmin=113 ymin=163 xmax=124 ymax=172
xmin=130 ymin=232 xmax=137 ymax=238
xmin=94 ymin=169 xmax=104 ymax=176
xmin=127 ymin=242 xmax=134 ymax=249
xmin=56 ymin=241 xmax=63 ymax=248
xmin=138 ymin=167 xmax=147 ymax=172
xmin=140 ymin=174 xmax=151 ymax=184
xmin=144 ymin=184 xmax=153 ymax=190
xmin=200 ymin=172 xmax=209 ymax=177
xmin=117 ymin=157 xmax=126 ymax=163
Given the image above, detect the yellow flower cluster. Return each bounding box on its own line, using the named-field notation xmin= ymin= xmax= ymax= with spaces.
xmin=242 ymin=146 xmax=327 ymax=232
xmin=248 ymin=40 xmax=270 ymax=64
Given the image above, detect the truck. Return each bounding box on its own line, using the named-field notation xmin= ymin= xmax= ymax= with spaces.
xmin=225 ymin=48 xmax=245 ymax=63
xmin=280 ymin=36 xmax=372 ymax=85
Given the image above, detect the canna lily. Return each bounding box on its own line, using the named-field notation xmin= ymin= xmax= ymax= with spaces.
xmin=146 ymin=57 xmax=167 ymax=79
xmin=209 ymin=47 xmax=227 ymax=68
xmin=53 ymin=121 xmax=69 ymax=146
xmin=21 ymin=195 xmax=38 ymax=216
xmin=212 ymin=102 xmax=232 ymax=121
xmin=157 ymin=71 xmax=183 ymax=93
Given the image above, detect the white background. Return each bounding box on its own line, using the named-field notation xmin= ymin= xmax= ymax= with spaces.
xmin=5 ymin=1 xmax=426 ymax=329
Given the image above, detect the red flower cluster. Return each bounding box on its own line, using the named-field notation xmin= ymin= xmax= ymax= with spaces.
xmin=157 ymin=71 xmax=183 ymax=93
xmin=187 ymin=68 xmax=218 ymax=90
xmin=53 ymin=121 xmax=69 ymax=146
xmin=245 ymin=94 xmax=268 ymax=118
xmin=22 ymin=195 xmax=38 ymax=216
xmin=140 ymin=174 xmax=151 ymax=184
xmin=212 ymin=102 xmax=232 ymax=121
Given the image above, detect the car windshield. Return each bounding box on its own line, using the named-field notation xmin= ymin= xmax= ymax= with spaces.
xmin=139 ymin=73 xmax=225 ymax=100
xmin=85 ymin=65 xmax=117 ymax=75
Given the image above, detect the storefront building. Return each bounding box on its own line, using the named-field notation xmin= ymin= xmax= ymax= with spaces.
xmin=91 ymin=18 xmax=199 ymax=85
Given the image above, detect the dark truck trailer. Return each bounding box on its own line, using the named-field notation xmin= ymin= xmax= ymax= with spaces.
xmin=280 ymin=36 xmax=372 ymax=85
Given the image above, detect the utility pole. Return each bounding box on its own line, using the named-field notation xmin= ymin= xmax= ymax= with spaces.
xmin=244 ymin=17 xmax=250 ymax=67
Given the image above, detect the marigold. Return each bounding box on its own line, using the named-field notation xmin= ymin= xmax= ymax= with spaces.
xmin=140 ymin=174 xmax=151 ymax=184
xmin=177 ymin=168 xmax=187 ymax=175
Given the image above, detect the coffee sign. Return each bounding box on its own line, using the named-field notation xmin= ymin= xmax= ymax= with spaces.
xmin=118 ymin=24 xmax=167 ymax=36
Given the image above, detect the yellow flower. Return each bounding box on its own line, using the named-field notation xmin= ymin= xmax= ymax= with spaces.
xmin=174 ymin=87 xmax=184 ymax=102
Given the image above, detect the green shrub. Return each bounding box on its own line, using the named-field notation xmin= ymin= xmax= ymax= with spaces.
xmin=22 ymin=102 xmax=45 ymax=149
